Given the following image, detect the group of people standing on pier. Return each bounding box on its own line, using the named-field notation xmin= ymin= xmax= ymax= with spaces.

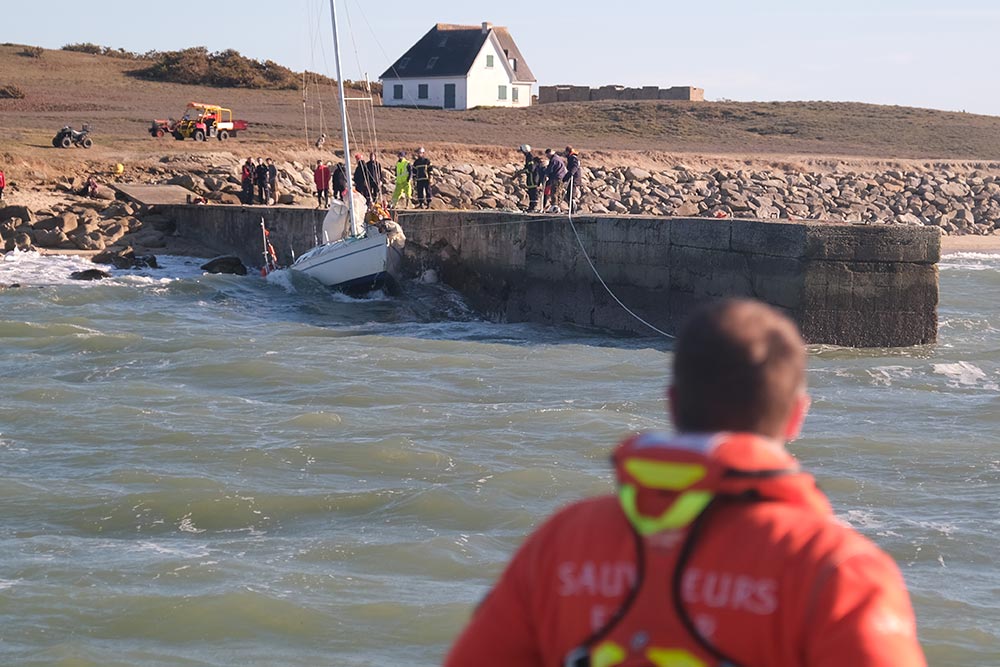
xmin=517 ymin=145 xmax=582 ymax=213
xmin=241 ymin=157 xmax=279 ymax=205
xmin=312 ymin=147 xmax=436 ymax=211
xmin=307 ymin=143 xmax=584 ymax=215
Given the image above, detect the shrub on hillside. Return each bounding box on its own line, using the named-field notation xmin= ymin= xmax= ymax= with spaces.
xmin=20 ymin=46 xmax=44 ymax=58
xmin=131 ymin=47 xmax=302 ymax=90
xmin=62 ymin=43 xmax=148 ymax=60
xmin=62 ymin=43 xmax=103 ymax=55
xmin=0 ymin=84 xmax=25 ymax=99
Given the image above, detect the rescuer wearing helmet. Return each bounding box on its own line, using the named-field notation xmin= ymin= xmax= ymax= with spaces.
xmin=445 ymin=299 xmax=926 ymax=667
xmin=412 ymin=147 xmax=434 ymax=209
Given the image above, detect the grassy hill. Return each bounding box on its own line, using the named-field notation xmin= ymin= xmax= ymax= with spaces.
xmin=1 ymin=44 xmax=999 ymax=160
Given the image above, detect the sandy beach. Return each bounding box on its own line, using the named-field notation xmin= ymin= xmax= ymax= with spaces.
xmin=941 ymin=234 xmax=1000 ymax=254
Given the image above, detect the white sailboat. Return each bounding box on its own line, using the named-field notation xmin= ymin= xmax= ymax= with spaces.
xmin=290 ymin=0 xmax=404 ymax=293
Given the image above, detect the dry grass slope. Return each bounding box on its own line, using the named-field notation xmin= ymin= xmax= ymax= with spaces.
xmin=1 ymin=45 xmax=999 ymax=161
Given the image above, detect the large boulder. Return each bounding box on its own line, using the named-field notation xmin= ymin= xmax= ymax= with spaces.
xmin=73 ymin=232 xmax=106 ymax=251
xmin=31 ymin=228 xmax=70 ymax=248
xmin=460 ymin=181 xmax=484 ymax=199
xmin=69 ymin=269 xmax=111 ymax=281
xmin=34 ymin=213 xmax=78 ymax=234
xmin=14 ymin=232 xmax=33 ymax=251
xmin=125 ymin=229 xmax=166 ymax=248
xmin=93 ymin=246 xmax=158 ymax=270
xmin=625 ymin=167 xmax=651 ymax=182
xmin=0 ymin=205 xmax=32 ymax=224
xmin=201 ymin=255 xmax=247 ymax=276
xmin=434 ymin=182 xmax=461 ymax=200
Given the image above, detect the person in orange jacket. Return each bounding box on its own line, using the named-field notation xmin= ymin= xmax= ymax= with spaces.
xmin=445 ymin=299 xmax=926 ymax=667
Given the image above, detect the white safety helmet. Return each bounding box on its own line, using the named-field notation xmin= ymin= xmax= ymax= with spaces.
xmin=519 ymin=144 xmax=531 ymax=153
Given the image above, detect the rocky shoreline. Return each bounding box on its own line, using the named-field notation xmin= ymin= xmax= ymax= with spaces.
xmin=2 ymin=153 xmax=999 ymax=263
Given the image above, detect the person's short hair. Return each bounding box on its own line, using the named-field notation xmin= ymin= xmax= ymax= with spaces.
xmin=672 ymin=299 xmax=806 ymax=436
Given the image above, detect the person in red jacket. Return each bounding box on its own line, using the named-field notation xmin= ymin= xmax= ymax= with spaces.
xmin=313 ymin=159 xmax=331 ymax=208
xmin=445 ymin=299 xmax=926 ymax=667
xmin=0 ymin=167 xmax=6 ymax=200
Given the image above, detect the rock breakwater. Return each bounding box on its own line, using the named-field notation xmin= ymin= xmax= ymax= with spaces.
xmin=2 ymin=153 xmax=997 ymax=260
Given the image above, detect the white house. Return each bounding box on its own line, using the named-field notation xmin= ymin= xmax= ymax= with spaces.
xmin=380 ymin=22 xmax=536 ymax=110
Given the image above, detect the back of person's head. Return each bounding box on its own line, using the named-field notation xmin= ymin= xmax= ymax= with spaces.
xmin=671 ymin=299 xmax=806 ymax=438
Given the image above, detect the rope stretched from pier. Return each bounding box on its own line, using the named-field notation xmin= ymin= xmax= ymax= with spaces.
xmin=400 ymin=201 xmax=675 ymax=338
xmin=565 ymin=183 xmax=675 ymax=339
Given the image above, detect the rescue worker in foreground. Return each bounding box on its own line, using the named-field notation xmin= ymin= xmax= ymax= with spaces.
xmin=392 ymin=150 xmax=412 ymax=209
xmin=445 ymin=299 xmax=926 ymax=667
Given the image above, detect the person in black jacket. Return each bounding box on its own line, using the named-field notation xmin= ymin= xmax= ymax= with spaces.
xmin=367 ymin=153 xmax=383 ymax=201
xmin=332 ymin=162 xmax=348 ymax=200
xmin=563 ymin=146 xmax=582 ymax=212
xmin=254 ymin=158 xmax=269 ymax=204
xmin=519 ymin=155 xmax=545 ymax=212
xmin=353 ymin=153 xmax=372 ymax=204
xmin=412 ymin=147 xmax=433 ymax=208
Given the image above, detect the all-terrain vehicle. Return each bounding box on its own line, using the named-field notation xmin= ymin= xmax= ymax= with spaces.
xmin=52 ymin=124 xmax=93 ymax=149
xmin=171 ymin=102 xmax=248 ymax=141
xmin=149 ymin=118 xmax=178 ymax=138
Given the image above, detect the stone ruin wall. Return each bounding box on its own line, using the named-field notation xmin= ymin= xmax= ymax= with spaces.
xmin=538 ymin=85 xmax=705 ymax=103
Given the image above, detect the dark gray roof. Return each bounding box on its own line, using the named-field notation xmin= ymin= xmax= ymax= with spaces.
xmin=380 ymin=23 xmax=536 ymax=83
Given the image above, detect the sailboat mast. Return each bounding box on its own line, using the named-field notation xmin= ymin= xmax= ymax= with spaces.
xmin=328 ymin=0 xmax=357 ymax=235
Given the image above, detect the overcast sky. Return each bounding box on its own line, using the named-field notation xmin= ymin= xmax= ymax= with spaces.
xmin=7 ymin=0 xmax=999 ymax=115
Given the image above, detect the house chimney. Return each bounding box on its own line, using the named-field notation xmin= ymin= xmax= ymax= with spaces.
xmin=481 ymin=22 xmax=492 ymax=34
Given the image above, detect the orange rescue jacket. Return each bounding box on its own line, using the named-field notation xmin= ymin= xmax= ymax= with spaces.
xmin=445 ymin=431 xmax=926 ymax=667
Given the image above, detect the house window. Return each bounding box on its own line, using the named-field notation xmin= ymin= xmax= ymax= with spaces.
xmin=399 ymin=57 xmax=410 ymax=70
xmin=498 ymin=85 xmax=507 ymax=100
xmin=486 ymin=54 xmax=494 ymax=68
xmin=393 ymin=84 xmax=403 ymax=100
xmin=427 ymin=57 xmax=438 ymax=69
xmin=509 ymin=58 xmax=517 ymax=72
xmin=418 ymin=84 xmax=428 ymax=99
xmin=512 ymin=87 xmax=519 ymax=103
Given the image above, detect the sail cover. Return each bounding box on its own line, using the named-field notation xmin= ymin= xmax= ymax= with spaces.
xmin=320 ymin=191 xmax=368 ymax=242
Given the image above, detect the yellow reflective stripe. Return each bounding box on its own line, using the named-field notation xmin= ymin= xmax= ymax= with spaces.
xmin=623 ymin=459 xmax=707 ymax=490
xmin=646 ymin=648 xmax=708 ymax=667
xmin=619 ymin=485 xmax=714 ymax=535
xmin=592 ymin=642 xmax=627 ymax=667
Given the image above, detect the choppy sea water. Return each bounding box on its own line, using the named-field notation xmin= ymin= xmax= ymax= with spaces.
xmin=0 ymin=249 xmax=996 ymax=666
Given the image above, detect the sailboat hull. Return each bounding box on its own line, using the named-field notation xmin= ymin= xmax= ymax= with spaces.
xmin=290 ymin=232 xmax=398 ymax=294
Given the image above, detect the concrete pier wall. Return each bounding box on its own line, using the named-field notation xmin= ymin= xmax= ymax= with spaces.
xmin=168 ymin=204 xmax=327 ymax=266
xmin=161 ymin=205 xmax=940 ymax=347
xmin=396 ymin=212 xmax=939 ymax=347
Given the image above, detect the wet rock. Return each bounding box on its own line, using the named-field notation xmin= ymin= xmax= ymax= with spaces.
xmin=69 ymin=269 xmax=111 ymax=281
xmin=93 ymin=246 xmax=158 ymax=270
xmin=0 ymin=205 xmax=32 ymax=224
xmin=200 ymin=255 xmax=247 ymax=276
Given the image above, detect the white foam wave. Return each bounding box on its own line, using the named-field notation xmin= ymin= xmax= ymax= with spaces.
xmin=940 ymin=252 xmax=1000 ymax=271
xmin=932 ymin=361 xmax=998 ymax=390
xmin=866 ymin=365 xmax=913 ymax=387
xmin=0 ymin=250 xmax=212 ymax=286
xmin=265 ymin=267 xmax=296 ymax=292
xmin=942 ymin=252 xmax=1000 ymax=260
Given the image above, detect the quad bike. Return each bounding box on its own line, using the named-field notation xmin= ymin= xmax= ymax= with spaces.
xmin=52 ymin=124 xmax=93 ymax=149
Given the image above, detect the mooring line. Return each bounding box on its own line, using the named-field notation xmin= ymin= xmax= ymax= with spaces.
xmin=402 ymin=203 xmax=675 ymax=338
xmin=565 ymin=185 xmax=675 ymax=339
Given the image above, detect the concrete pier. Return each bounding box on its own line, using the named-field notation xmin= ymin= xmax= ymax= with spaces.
xmin=160 ymin=205 xmax=940 ymax=347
